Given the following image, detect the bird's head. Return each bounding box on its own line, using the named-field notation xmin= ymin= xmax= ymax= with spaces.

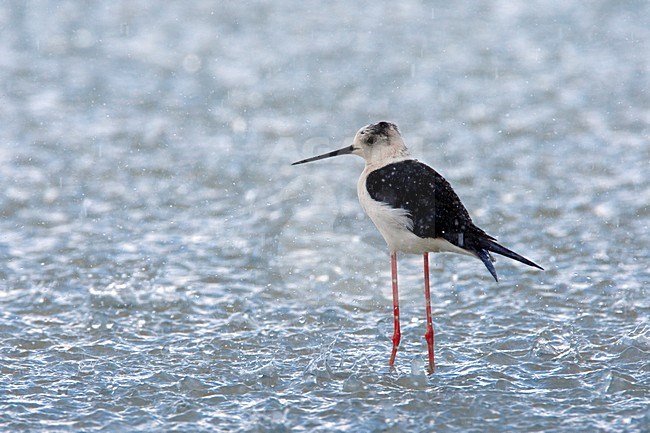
xmin=351 ymin=121 xmax=409 ymax=165
xmin=292 ymin=121 xmax=409 ymax=167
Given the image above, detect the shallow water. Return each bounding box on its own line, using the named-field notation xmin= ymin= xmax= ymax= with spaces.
xmin=1 ymin=1 xmax=649 ymax=432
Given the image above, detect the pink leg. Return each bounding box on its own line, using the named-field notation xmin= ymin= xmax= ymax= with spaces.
xmin=423 ymin=252 xmax=435 ymax=374
xmin=388 ymin=251 xmax=401 ymax=369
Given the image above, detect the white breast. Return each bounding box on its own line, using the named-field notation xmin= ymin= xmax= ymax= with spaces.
xmin=356 ymin=168 xmax=476 ymax=257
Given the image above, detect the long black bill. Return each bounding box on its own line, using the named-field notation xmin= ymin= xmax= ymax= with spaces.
xmin=291 ymin=145 xmax=355 ymax=165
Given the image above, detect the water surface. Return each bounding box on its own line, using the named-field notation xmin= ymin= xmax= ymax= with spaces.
xmin=0 ymin=1 xmax=648 ymax=432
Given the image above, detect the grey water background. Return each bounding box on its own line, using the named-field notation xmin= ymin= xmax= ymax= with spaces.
xmin=1 ymin=1 xmax=648 ymax=431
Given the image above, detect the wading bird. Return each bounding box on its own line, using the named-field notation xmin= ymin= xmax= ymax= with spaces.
xmin=292 ymin=121 xmax=542 ymax=374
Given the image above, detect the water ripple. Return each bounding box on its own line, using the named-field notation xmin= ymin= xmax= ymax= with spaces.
xmin=1 ymin=1 xmax=649 ymax=432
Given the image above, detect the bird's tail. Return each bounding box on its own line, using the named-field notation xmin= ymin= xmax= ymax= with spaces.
xmin=476 ymin=238 xmax=543 ymax=283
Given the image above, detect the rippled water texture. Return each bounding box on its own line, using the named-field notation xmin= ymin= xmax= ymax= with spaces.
xmin=1 ymin=1 xmax=649 ymax=432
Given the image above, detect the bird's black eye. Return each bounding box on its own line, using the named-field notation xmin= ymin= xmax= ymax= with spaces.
xmin=367 ymin=136 xmax=376 ymax=145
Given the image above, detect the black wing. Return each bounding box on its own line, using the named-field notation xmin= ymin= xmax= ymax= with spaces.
xmin=365 ymin=160 xmax=479 ymax=243
xmin=365 ymin=160 xmax=543 ymax=281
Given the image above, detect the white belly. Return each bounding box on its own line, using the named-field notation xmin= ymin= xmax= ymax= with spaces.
xmin=357 ymin=173 xmax=475 ymax=257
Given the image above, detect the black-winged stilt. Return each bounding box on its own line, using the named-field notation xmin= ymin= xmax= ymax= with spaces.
xmin=292 ymin=121 xmax=542 ymax=374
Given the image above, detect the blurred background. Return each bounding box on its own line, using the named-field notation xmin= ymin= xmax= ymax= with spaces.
xmin=0 ymin=1 xmax=648 ymax=432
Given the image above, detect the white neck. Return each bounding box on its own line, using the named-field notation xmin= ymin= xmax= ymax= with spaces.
xmin=363 ymin=145 xmax=411 ymax=170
